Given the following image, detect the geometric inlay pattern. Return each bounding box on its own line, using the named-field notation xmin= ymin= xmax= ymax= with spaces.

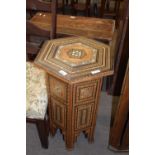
xmin=75 ymin=103 xmax=94 ymax=130
xmin=52 ymin=99 xmax=66 ymax=129
xmin=67 ymin=48 xmax=86 ymax=59
xmin=49 ymin=76 xmax=68 ymax=102
xmin=74 ymin=80 xmax=99 ymax=104
xmin=79 ymin=86 xmax=94 ymax=99
xmin=34 ymin=37 xmax=113 ymax=150
xmin=35 ymin=37 xmax=112 ymax=82
xmin=55 ymin=42 xmax=97 ymax=67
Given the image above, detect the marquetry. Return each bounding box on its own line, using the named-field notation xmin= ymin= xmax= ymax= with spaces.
xmin=35 ymin=37 xmax=113 ymax=150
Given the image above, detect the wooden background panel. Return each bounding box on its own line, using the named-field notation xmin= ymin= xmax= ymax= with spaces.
xmin=30 ymin=12 xmax=115 ymax=41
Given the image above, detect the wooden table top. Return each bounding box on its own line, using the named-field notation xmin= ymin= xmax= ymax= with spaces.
xmin=35 ymin=37 xmax=114 ymax=83
xmin=30 ymin=12 xmax=115 ymax=42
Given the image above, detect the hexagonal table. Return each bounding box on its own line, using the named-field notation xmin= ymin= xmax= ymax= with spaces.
xmin=34 ymin=37 xmax=113 ymax=150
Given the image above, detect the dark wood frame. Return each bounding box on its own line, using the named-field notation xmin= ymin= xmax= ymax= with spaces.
xmin=26 ymin=115 xmax=49 ymax=148
xmin=26 ymin=0 xmax=57 ymax=59
xmin=71 ymin=0 xmax=91 ymax=16
xmin=109 ymin=63 xmax=129 ymax=151
xmin=111 ymin=0 xmax=128 ymax=95
xmin=106 ymin=0 xmax=129 ymax=95
xmin=93 ymin=0 xmax=121 ymax=20
xmin=107 ymin=0 xmax=129 ymax=150
xmin=26 ymin=0 xmax=57 ymax=149
xmin=26 ymin=0 xmax=65 ymax=17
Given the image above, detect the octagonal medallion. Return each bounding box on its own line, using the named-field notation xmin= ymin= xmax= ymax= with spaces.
xmin=35 ymin=37 xmax=113 ymax=82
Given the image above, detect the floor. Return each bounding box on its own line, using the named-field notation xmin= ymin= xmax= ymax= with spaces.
xmin=26 ymin=92 xmax=129 ymax=155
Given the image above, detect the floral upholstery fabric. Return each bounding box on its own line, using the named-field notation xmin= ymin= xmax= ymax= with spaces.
xmin=26 ymin=62 xmax=48 ymax=120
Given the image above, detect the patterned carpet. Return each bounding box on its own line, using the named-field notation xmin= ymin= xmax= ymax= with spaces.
xmin=26 ymin=92 xmax=129 ymax=155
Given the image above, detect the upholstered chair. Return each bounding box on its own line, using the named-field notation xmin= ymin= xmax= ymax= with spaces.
xmin=26 ymin=62 xmax=49 ymax=148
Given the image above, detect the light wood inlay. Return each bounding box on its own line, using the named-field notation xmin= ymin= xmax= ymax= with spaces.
xmin=75 ymin=103 xmax=94 ymax=130
xmin=35 ymin=37 xmax=113 ymax=150
xmin=35 ymin=37 xmax=113 ymax=83
xmin=74 ymin=80 xmax=99 ymax=104
xmin=49 ymin=76 xmax=67 ymax=102
xmin=52 ymin=99 xmax=66 ymax=129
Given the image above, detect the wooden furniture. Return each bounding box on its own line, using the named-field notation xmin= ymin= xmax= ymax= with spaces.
xmin=99 ymin=0 xmax=121 ymax=19
xmin=71 ymin=0 xmax=91 ymax=16
xmin=109 ymin=63 xmax=129 ymax=151
xmin=107 ymin=0 xmax=128 ymax=95
xmin=26 ymin=0 xmax=57 ymax=59
xmin=98 ymin=0 xmax=106 ymax=17
xmin=26 ymin=62 xmax=49 ymax=148
xmin=26 ymin=0 xmax=57 ymax=149
xmin=26 ymin=0 xmax=65 ymax=17
xmin=34 ymin=37 xmax=114 ymax=150
xmin=29 ymin=12 xmax=115 ymax=43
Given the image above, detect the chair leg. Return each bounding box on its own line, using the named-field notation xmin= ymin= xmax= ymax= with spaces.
xmin=36 ymin=118 xmax=49 ymax=149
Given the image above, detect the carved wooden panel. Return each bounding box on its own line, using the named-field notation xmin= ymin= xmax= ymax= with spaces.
xmin=49 ymin=76 xmax=68 ymax=102
xmin=52 ymin=99 xmax=66 ymax=129
xmin=74 ymin=80 xmax=99 ymax=104
xmin=75 ymin=103 xmax=94 ymax=130
xmin=34 ymin=37 xmax=113 ymax=150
